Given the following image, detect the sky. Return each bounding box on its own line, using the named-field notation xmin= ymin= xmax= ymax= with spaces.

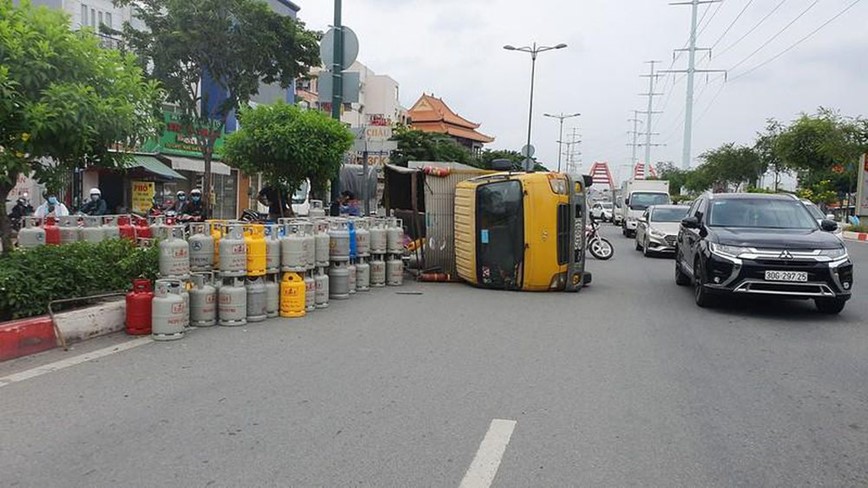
xmin=296 ymin=0 xmax=868 ymax=184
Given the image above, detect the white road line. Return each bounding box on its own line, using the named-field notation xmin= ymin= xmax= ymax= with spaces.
xmin=0 ymin=337 xmax=153 ymax=388
xmin=459 ymin=419 xmax=517 ymax=488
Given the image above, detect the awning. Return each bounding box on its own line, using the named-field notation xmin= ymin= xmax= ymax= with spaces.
xmin=167 ymin=156 xmax=232 ymax=176
xmin=131 ymin=155 xmax=186 ymax=181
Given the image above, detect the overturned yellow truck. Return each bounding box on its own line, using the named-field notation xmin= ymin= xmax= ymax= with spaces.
xmin=383 ymin=163 xmax=592 ymax=292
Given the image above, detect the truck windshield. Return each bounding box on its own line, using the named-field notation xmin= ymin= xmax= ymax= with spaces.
xmin=630 ymin=192 xmax=669 ymax=210
xmin=292 ymin=180 xmax=309 ymax=204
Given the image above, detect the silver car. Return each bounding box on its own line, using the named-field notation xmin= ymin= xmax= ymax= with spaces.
xmin=635 ymin=205 xmax=690 ymax=256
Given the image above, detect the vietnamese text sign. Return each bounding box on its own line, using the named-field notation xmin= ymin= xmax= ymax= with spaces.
xmin=141 ymin=111 xmax=225 ymax=159
xmin=132 ymin=181 xmax=155 ymax=214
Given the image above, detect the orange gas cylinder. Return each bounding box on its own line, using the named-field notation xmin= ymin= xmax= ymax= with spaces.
xmin=126 ymin=279 xmax=154 ymax=335
xmin=43 ymin=217 xmax=61 ymax=246
xmin=117 ymin=215 xmax=136 ymax=241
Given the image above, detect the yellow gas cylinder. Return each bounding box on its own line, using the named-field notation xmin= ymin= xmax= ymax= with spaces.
xmin=280 ymin=272 xmax=305 ymax=318
xmin=208 ymin=220 xmax=225 ymax=267
xmin=245 ymin=224 xmax=266 ymax=277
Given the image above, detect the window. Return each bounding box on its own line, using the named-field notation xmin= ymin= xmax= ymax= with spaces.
xmin=91 ymin=8 xmax=96 ymax=28
xmin=81 ymin=4 xmax=88 ymax=27
xmin=105 ymin=12 xmax=112 ymax=29
xmin=98 ymin=11 xmax=103 ymax=27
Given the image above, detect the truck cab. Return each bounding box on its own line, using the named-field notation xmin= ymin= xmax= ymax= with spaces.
xmin=619 ymin=180 xmax=671 ymax=238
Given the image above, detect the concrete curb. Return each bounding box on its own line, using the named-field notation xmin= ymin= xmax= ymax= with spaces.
xmin=843 ymin=231 xmax=868 ymax=243
xmin=0 ymin=299 xmax=126 ymax=362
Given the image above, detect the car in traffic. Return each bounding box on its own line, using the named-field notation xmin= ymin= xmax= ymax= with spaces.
xmin=635 ymin=205 xmax=690 ymax=256
xmin=591 ymin=201 xmax=614 ymax=222
xmin=802 ymin=200 xmax=844 ymax=240
xmin=675 ymin=193 xmax=853 ymax=314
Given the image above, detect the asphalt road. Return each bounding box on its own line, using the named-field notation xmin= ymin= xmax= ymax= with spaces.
xmin=2 ymin=225 xmax=867 ymax=487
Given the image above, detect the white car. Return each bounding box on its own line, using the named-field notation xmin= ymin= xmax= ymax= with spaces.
xmin=635 ymin=204 xmax=690 ymax=256
xmin=802 ymin=200 xmax=843 ymax=240
xmin=591 ymin=201 xmax=614 ymax=222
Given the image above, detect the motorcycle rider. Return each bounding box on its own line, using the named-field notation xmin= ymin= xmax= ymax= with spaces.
xmin=80 ymin=188 xmax=108 ymax=216
xmin=173 ymin=190 xmax=187 ymax=213
xmin=7 ymin=196 xmax=34 ymax=230
xmin=34 ymin=192 xmax=69 ymax=218
xmin=180 ymin=188 xmax=206 ymax=221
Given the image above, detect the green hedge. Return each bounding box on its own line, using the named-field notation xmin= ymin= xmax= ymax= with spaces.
xmin=0 ymin=240 xmax=159 ymax=320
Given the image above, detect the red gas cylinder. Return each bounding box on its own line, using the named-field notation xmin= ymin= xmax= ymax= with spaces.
xmin=43 ymin=217 xmax=61 ymax=246
xmin=126 ymin=279 xmax=154 ymax=335
xmin=117 ymin=215 xmax=136 ymax=241
xmin=134 ymin=216 xmax=152 ymax=240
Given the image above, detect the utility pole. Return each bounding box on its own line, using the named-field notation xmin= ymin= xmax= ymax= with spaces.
xmin=566 ymin=128 xmax=582 ymax=173
xmin=329 ymin=0 xmax=343 ymax=205
xmin=663 ymin=0 xmax=726 ymax=169
xmin=639 ymin=60 xmax=663 ymax=167
xmin=627 ymin=110 xmax=643 ymax=167
xmin=544 ymin=113 xmax=580 ymax=172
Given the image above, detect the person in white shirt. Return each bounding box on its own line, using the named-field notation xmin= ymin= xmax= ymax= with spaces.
xmin=34 ymin=193 xmax=70 ymax=218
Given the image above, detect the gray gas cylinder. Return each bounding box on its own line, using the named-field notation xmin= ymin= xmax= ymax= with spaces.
xmin=314 ymin=268 xmax=329 ymax=309
xmin=353 ymin=218 xmax=371 ymax=257
xmin=328 ymin=219 xmax=350 ymax=262
xmin=369 ymin=219 xmax=387 ymax=254
xmin=218 ymin=223 xmax=247 ymax=277
xmin=309 ymin=199 xmax=326 ymax=218
xmin=58 ymin=216 xmax=80 ymax=244
xmin=314 ymin=221 xmax=330 ymax=267
xmin=188 ymin=223 xmax=215 ymax=272
xmin=281 ymin=223 xmax=307 ymax=272
xmin=370 ymin=255 xmax=386 ymax=287
xmin=18 ymin=217 xmax=45 ymax=249
xmin=189 ymin=274 xmax=217 ymax=327
xmin=303 ymin=272 xmax=316 ymax=312
xmin=149 ymin=216 xmax=168 ymax=240
xmin=178 ymin=281 xmax=190 ymax=329
xmin=101 ymin=215 xmax=120 ymax=240
xmin=387 ymin=218 xmax=404 ymax=254
xmin=80 ymin=216 xmax=105 ymax=243
xmin=219 ymin=277 xmax=247 ymax=327
xmin=329 ymin=261 xmax=350 ymax=299
xmin=246 ymin=277 xmax=267 ymax=323
xmin=356 ymin=259 xmax=370 ymax=292
xmin=265 ymin=224 xmax=281 ymax=274
xmin=387 ymin=255 xmax=404 ymax=286
xmin=347 ymin=261 xmax=357 ymax=295
xmin=265 ymin=274 xmax=280 ymax=318
xmin=303 ymin=222 xmax=316 ymax=271
xmin=159 ymin=226 xmax=190 ymax=279
xmin=152 ymin=280 xmax=186 ymax=341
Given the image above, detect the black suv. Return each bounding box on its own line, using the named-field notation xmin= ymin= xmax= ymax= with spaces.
xmin=675 ymin=193 xmax=853 ymax=314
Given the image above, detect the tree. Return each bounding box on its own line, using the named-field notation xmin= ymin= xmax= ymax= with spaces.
xmin=477 ymin=149 xmax=523 ymax=169
xmin=0 ymin=0 xmax=161 ymax=253
xmin=389 ymin=127 xmax=474 ymax=167
xmin=754 ymin=119 xmax=788 ymax=191
xmin=697 ymin=143 xmax=764 ymax=192
xmin=656 ymin=162 xmax=689 ymax=195
xmin=115 ymin=0 xmax=320 ymax=214
xmin=222 ymin=102 xmax=353 ymax=216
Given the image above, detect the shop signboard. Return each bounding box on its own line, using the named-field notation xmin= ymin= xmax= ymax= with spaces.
xmin=142 ymin=111 xmax=225 ymax=159
xmin=132 ymin=181 xmax=155 ymax=214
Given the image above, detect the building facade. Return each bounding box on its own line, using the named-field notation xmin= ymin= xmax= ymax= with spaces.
xmin=407 ymin=94 xmax=494 ymax=154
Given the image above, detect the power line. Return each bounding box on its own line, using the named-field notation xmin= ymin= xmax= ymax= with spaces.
xmin=715 ymin=0 xmax=790 ymax=57
xmin=730 ymin=0 xmax=863 ymax=81
xmin=710 ymin=0 xmax=755 ymax=51
xmin=726 ymin=0 xmax=820 ymax=72
xmin=697 ymin=0 xmax=726 ymax=37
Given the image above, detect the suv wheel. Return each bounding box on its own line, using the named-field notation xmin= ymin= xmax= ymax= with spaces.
xmin=815 ymin=298 xmax=846 ymax=315
xmin=693 ymin=258 xmax=715 ymax=308
xmin=675 ymin=252 xmax=690 ymax=286
xmin=635 ymin=240 xmax=642 ymax=251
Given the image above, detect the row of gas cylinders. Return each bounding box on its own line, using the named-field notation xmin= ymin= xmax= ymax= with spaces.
xmin=16 ymin=215 xmax=155 ymax=248
xmin=157 ymin=217 xmax=406 ymax=280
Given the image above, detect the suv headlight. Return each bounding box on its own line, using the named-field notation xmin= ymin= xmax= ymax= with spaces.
xmin=710 ymin=243 xmax=750 ymax=258
xmin=819 ymin=247 xmax=848 ymax=259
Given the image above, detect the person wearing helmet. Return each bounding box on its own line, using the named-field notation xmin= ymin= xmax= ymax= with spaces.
xmin=181 ymin=188 xmax=206 ymax=221
xmin=173 ymin=190 xmax=187 ymax=213
xmin=80 ymin=188 xmax=107 ymax=216
xmin=34 ymin=192 xmax=70 ymax=218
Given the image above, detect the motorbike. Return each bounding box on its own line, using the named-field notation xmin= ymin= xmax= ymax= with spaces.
xmin=586 ymin=218 xmax=614 ymax=260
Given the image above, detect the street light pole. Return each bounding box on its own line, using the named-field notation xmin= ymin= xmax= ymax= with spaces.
xmin=504 ymin=42 xmax=567 ymax=169
xmin=544 ymin=112 xmax=581 ymax=172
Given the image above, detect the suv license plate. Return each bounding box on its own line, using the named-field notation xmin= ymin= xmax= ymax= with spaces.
xmin=765 ymin=271 xmax=808 ymax=282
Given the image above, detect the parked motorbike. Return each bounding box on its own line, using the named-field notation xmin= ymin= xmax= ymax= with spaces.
xmin=586 ymin=219 xmax=614 ymax=260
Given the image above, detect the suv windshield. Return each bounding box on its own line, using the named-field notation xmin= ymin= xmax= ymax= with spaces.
xmin=630 ymin=192 xmax=669 ymax=210
xmin=651 ymin=207 xmax=688 ymax=222
xmin=708 ymin=198 xmax=818 ymax=229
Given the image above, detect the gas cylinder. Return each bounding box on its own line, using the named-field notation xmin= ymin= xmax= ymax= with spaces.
xmin=304 ymin=272 xmax=316 ymax=312
xmin=17 ymin=217 xmax=46 ymax=248
xmin=387 ymin=255 xmax=404 ymax=286
xmin=348 ymin=219 xmax=358 ymax=261
xmin=328 ymin=219 xmax=350 ymax=262
xmin=151 ymin=280 xmax=185 ymax=341
xmin=314 ymin=268 xmax=329 ymax=309
xmin=125 ymin=279 xmax=153 ymax=335
xmin=265 ymin=274 xmax=280 ymax=318
xmin=158 ymin=226 xmax=190 ymax=279
xmin=133 ymin=216 xmax=151 ymax=241
xmin=80 ymin=216 xmax=105 ymax=243
xmin=280 ymin=223 xmax=307 ymax=272
xmin=189 ymin=274 xmax=217 ymax=327
xmin=354 ymin=218 xmax=370 ymax=257
xmin=117 ymin=215 xmax=136 ymax=241
xmin=387 ymin=218 xmax=404 ymax=254
xmin=101 ymin=215 xmax=120 ymax=240
xmin=188 ymin=223 xmax=215 ymax=272
xmin=245 ymin=224 xmax=267 ymax=277
xmin=309 ymin=200 xmax=326 ymax=218
xmin=58 ymin=216 xmax=80 ymax=244
xmin=149 ymin=216 xmax=168 ymax=240
xmin=218 ymin=223 xmax=247 ymax=277
xmin=264 ymin=224 xmax=281 ymax=274
xmin=370 ymin=218 xmax=387 ymax=254
xmin=209 ymin=220 xmax=224 ymax=267
xmin=280 ymin=272 xmax=306 ymax=318
xmin=356 ymin=259 xmax=371 ymax=292
xmin=219 ymin=277 xmax=247 ymax=327
xmin=347 ymin=261 xmax=357 ymax=295
xmin=370 ymin=255 xmax=386 ymax=287
xmin=302 ymin=222 xmax=316 ymax=271
xmin=43 ymin=217 xmax=61 ymax=245
xmin=314 ymin=221 xmax=331 ymax=267
xmin=246 ymin=277 xmax=267 ymax=323
xmin=179 ymin=280 xmax=190 ymax=329
xmin=329 ymin=261 xmax=350 ymax=299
